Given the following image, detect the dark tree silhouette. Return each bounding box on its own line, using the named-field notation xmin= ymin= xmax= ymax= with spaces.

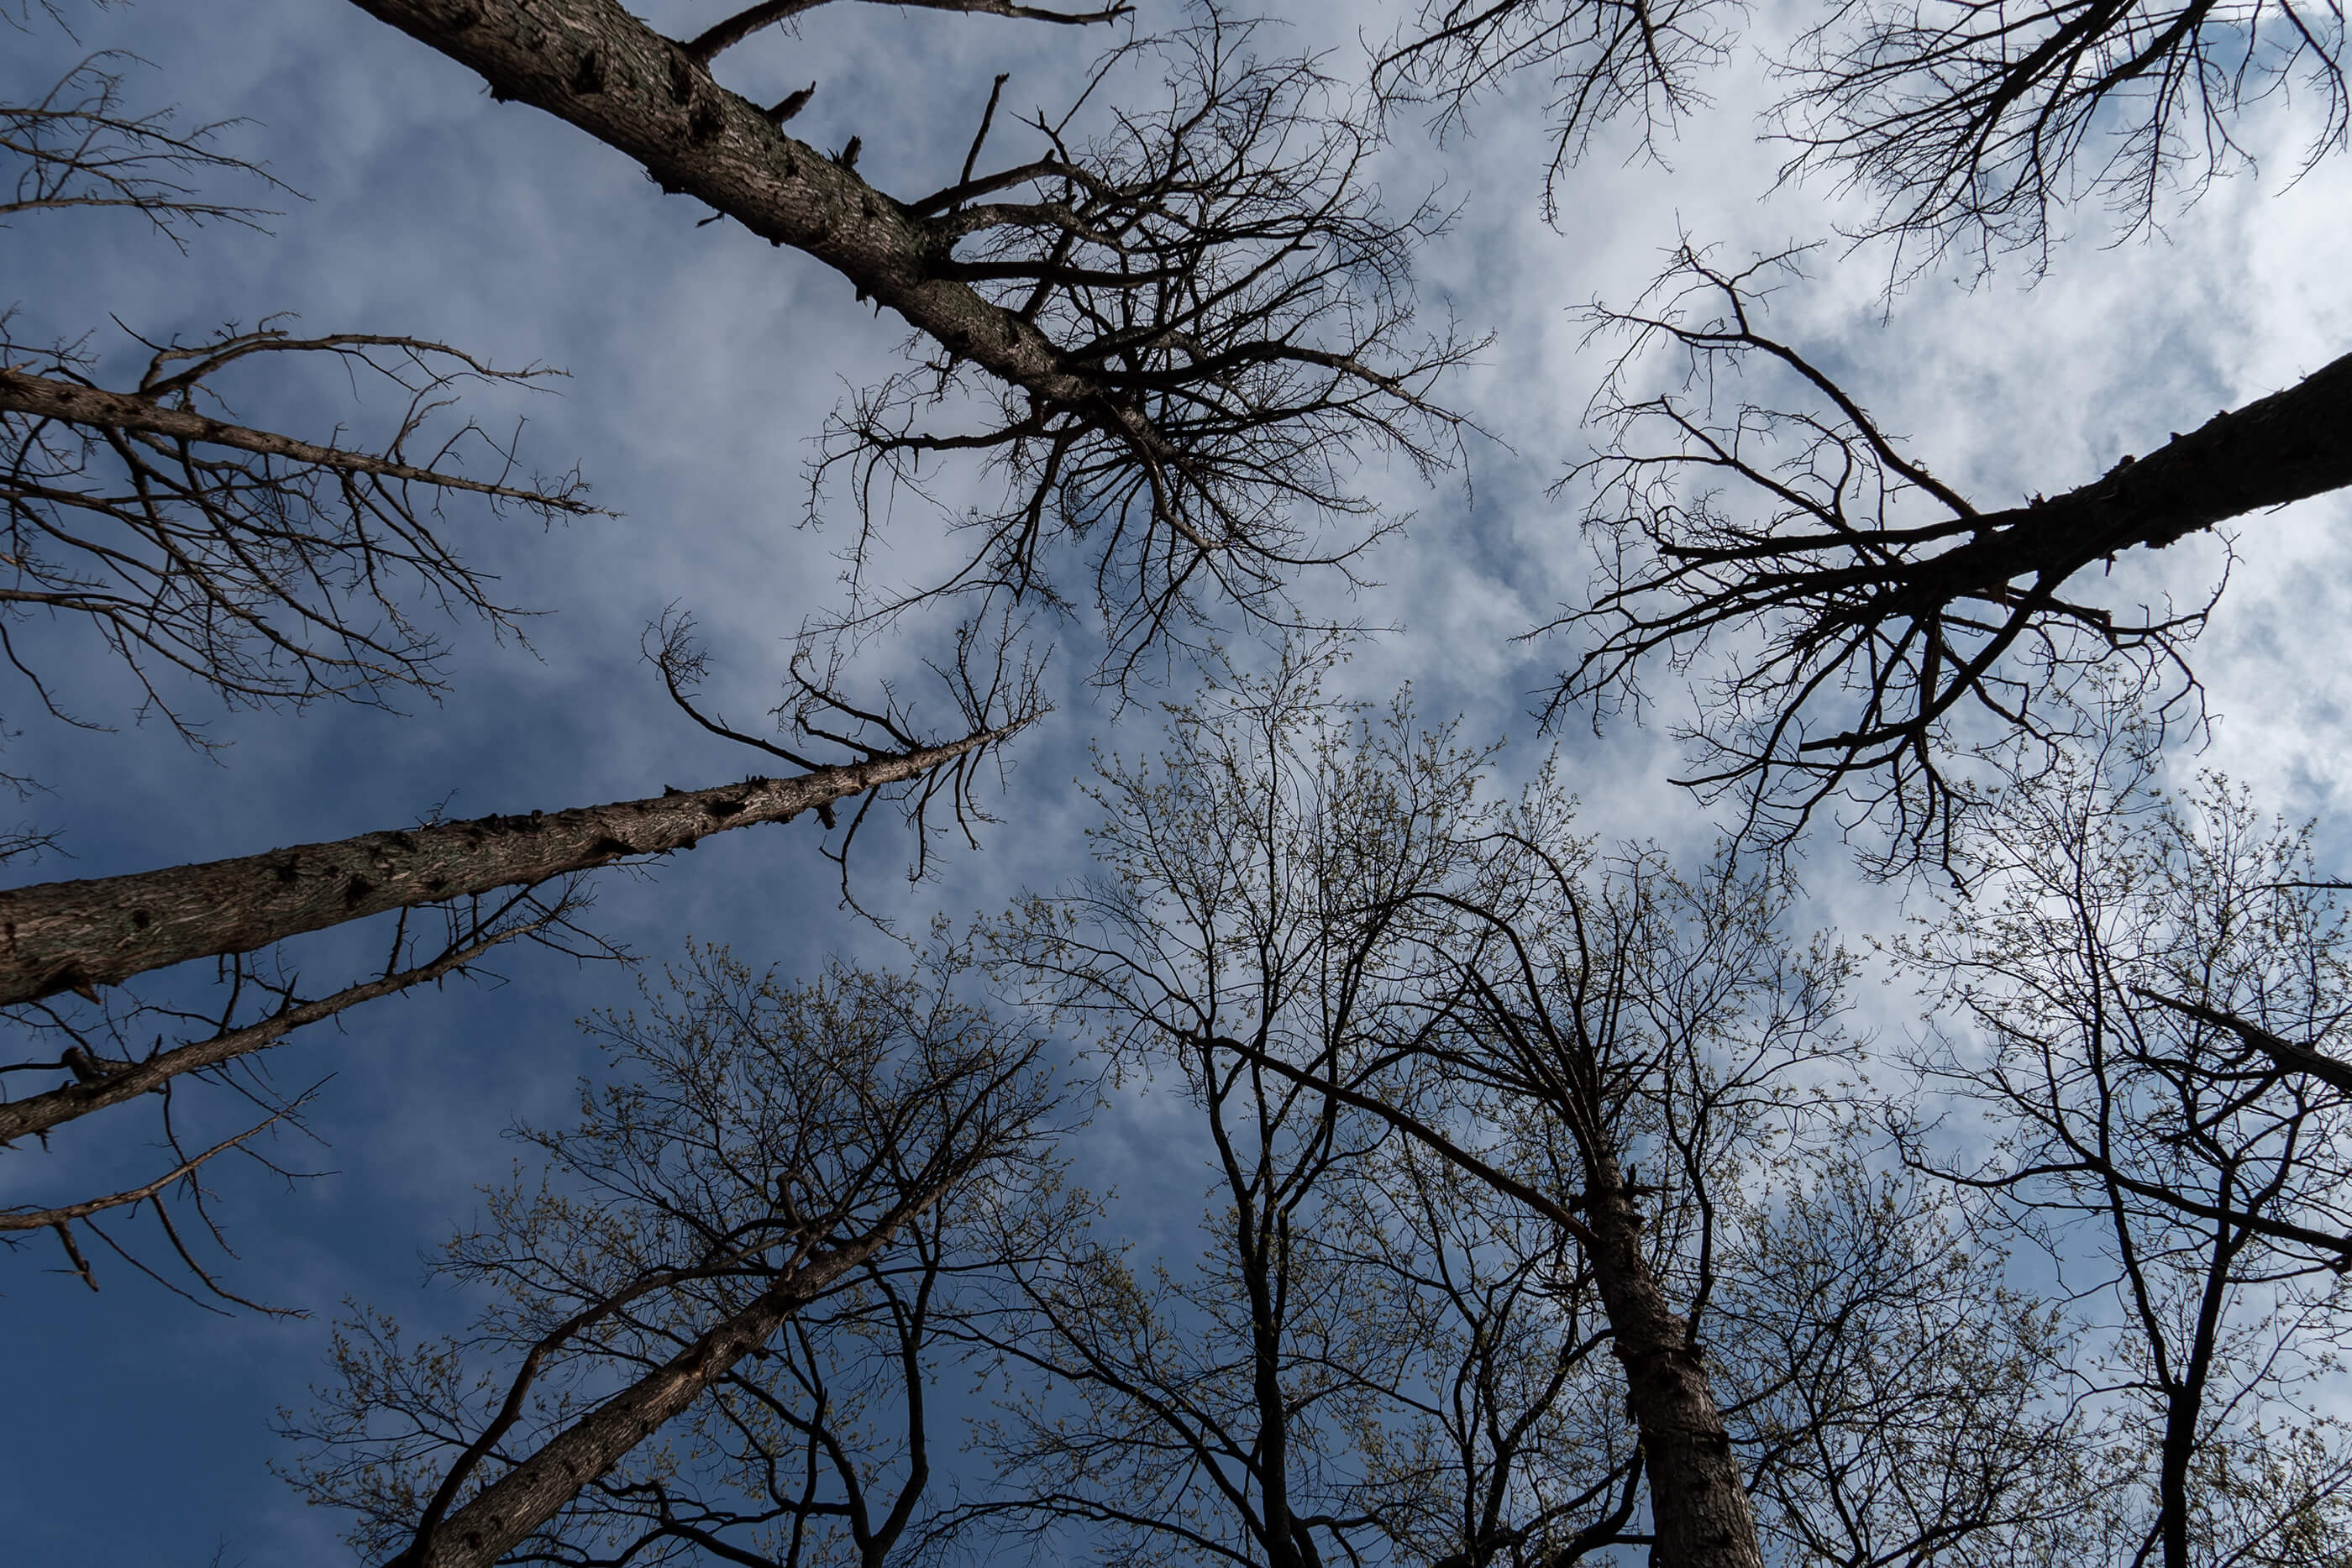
xmin=281 ymin=946 xmax=1061 ymax=1568
xmin=1548 ymin=245 xmax=2352 ymax=870
xmin=2 ymin=50 xmax=599 ymax=742
xmin=1777 ymin=0 xmax=2350 ymax=275
xmin=1894 ymin=749 xmax=2352 ymax=1566
xmin=344 ymin=0 xmax=1478 ymax=683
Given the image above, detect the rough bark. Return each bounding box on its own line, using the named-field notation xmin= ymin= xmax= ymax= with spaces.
xmin=0 ymin=726 xmax=1012 ymax=1006
xmin=345 ymin=0 xmax=1102 ymax=414
xmin=1209 ymin=1038 xmax=1764 ymax=1568
xmin=1582 ymin=1162 xmax=1763 ymax=1568
xmin=2128 ymin=985 xmax=2352 ymax=1097
xmin=1887 ymin=347 xmax=2352 ymax=613
xmin=391 ymin=1225 xmax=906 ymax=1568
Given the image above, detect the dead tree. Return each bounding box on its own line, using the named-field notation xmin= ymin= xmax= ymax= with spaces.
xmin=0 ymin=645 xmax=1034 ymax=1015
xmin=0 ymin=625 xmax=1040 ymax=1302
xmin=1777 ymin=0 xmax=2351 ymax=274
xmin=279 ymin=944 xmax=1061 ymax=1568
xmin=344 ymin=0 xmax=1478 ymax=682
xmin=1549 ymin=245 xmax=2352 ymax=871
xmin=2 ymin=47 xmax=598 ymax=744
xmin=0 ymin=873 xmax=609 ymax=1312
xmin=1364 ymin=0 xmax=2344 ymax=274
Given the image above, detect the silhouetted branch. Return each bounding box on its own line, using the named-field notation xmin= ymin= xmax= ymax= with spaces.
xmin=1776 ymin=0 xmax=2350 ymax=275
xmin=0 ymin=322 xmax=599 ymax=737
xmin=346 ymin=0 xmax=1478 ymax=687
xmin=1545 ymin=244 xmax=2352 ymax=871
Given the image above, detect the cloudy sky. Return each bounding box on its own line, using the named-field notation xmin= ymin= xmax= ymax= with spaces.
xmin=6 ymin=0 xmax=2350 ymax=1562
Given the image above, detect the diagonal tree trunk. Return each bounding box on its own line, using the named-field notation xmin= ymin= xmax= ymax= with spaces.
xmin=345 ymin=0 xmax=1107 ymax=414
xmin=0 ymin=909 xmax=540 ymax=1146
xmin=0 ymin=721 xmax=1016 ymax=1007
xmin=1883 ymin=347 xmax=2352 ymax=615
xmin=391 ymin=1217 xmax=921 ymax=1568
xmin=1211 ymin=1041 xmax=1765 ymax=1568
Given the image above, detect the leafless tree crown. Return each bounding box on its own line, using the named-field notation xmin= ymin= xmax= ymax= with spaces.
xmin=349 ymin=0 xmax=1481 ymax=689
xmin=1775 ymin=0 xmax=2351 ymax=275
xmin=1 ymin=41 xmax=600 ymax=748
xmin=1547 ymin=245 xmax=2351 ymax=873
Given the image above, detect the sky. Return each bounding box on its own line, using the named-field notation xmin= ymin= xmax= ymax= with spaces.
xmin=5 ymin=0 xmax=2352 ymax=1563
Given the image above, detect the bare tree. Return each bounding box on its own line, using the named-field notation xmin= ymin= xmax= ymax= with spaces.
xmin=3 ymin=47 xmax=280 ymax=241
xmin=0 ymin=626 xmax=1041 ymax=1302
xmin=968 ymin=650 xmax=1640 ymax=1568
xmin=1891 ymin=739 xmax=2352 ymax=1568
xmin=281 ymin=941 xmax=1062 ymax=1568
xmin=344 ymin=0 xmax=1478 ymax=684
xmin=1548 ymin=245 xmax=2352 ymax=872
xmin=991 ymin=648 xmax=1883 ymax=1568
xmin=2 ymin=37 xmax=601 ymax=746
xmin=0 ymin=616 xmax=1037 ymax=1015
xmin=1775 ymin=0 xmax=2351 ymax=277
xmin=1362 ymin=0 xmax=2345 ymax=277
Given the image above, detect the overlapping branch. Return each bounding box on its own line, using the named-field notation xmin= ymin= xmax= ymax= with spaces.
xmin=1777 ymin=0 xmax=2350 ymax=272
xmin=0 ymin=325 xmax=597 ymax=737
xmin=2 ymin=50 xmax=285 ymax=244
xmin=1546 ymin=246 xmax=2352 ymax=869
xmin=279 ymin=950 xmax=1058 ymax=1568
xmin=346 ymin=0 xmax=1477 ymax=683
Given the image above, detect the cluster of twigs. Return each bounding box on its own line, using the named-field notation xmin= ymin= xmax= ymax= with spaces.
xmin=0 ymin=874 xmax=613 ymax=1311
xmin=1548 ymin=247 xmax=2215 ymax=872
xmin=806 ymin=16 xmax=1481 ymax=685
xmin=2 ymin=323 xmax=598 ymax=739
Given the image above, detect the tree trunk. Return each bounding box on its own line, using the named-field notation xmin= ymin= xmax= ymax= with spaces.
xmin=393 ymin=1219 xmax=916 ymax=1568
xmin=1893 ymin=347 xmax=2352 ymax=612
xmin=344 ymin=0 xmax=1098 ymax=412
xmin=1583 ymin=1162 xmax=1763 ymax=1568
xmin=0 ymin=915 xmax=533 ymax=1146
xmin=0 ymin=725 xmax=1011 ymax=1006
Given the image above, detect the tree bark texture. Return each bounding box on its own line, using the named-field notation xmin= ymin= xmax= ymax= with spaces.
xmin=392 ymin=1227 xmax=900 ymax=1568
xmin=345 ymin=0 xmax=1108 ymax=415
xmin=1898 ymin=347 xmax=2352 ymax=610
xmin=0 ymin=729 xmax=1007 ymax=1007
xmin=1207 ymin=1040 xmax=1764 ymax=1568
xmin=1581 ymin=1157 xmax=1764 ymax=1568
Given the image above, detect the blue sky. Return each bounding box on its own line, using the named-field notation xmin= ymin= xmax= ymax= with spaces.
xmin=5 ymin=0 xmax=2352 ymax=1562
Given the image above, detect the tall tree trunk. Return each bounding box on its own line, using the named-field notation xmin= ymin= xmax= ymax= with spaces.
xmin=344 ymin=0 xmax=1098 ymax=412
xmin=1890 ymin=348 xmax=2352 ymax=613
xmin=1200 ymin=1040 xmax=1764 ymax=1568
xmin=1583 ymin=1158 xmax=1763 ymax=1568
xmin=393 ymin=1218 xmax=921 ymax=1568
xmin=0 ymin=724 xmax=1013 ymax=1006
